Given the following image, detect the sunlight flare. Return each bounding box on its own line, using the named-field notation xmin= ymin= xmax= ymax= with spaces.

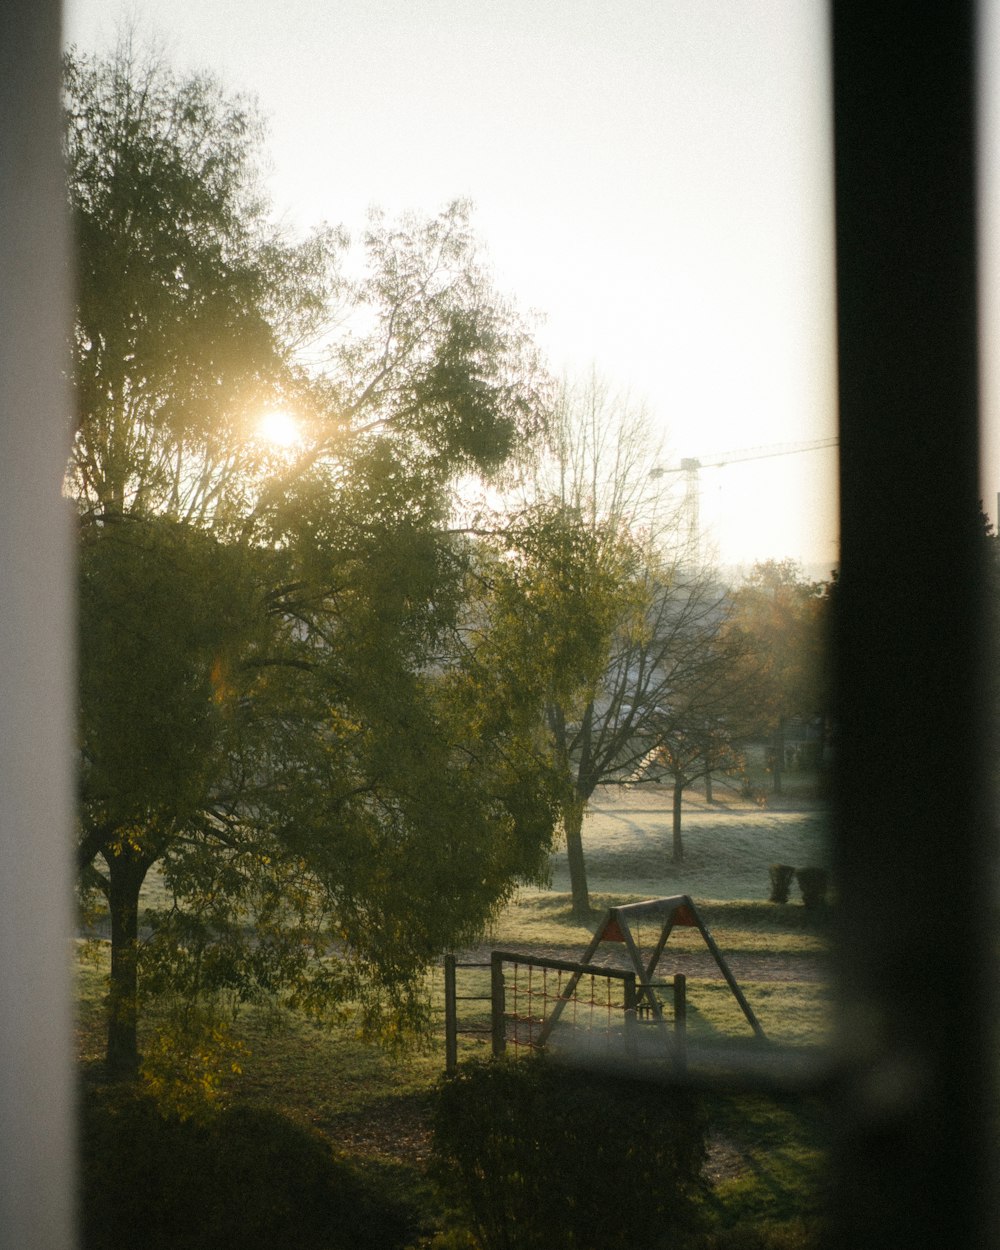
xmin=256 ymin=409 xmax=302 ymax=449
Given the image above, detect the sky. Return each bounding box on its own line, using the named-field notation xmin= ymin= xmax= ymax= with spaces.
xmin=64 ymin=1 xmax=844 ymax=574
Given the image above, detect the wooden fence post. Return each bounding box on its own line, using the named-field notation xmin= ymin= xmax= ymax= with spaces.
xmin=490 ymin=952 xmax=506 ymax=1057
xmin=444 ymin=954 xmax=457 ymax=1075
xmin=673 ymin=973 xmax=687 ymax=1073
xmin=624 ymin=972 xmax=638 ymax=1062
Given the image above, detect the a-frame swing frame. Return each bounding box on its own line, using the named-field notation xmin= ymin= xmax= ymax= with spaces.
xmin=536 ymin=895 xmax=765 ymax=1048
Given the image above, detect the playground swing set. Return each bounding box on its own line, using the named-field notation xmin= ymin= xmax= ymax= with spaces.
xmin=532 ymin=895 xmax=765 ymax=1052
xmin=444 ymin=895 xmax=765 ymax=1070
xmin=577 ymin=900 xmax=760 ymax=1035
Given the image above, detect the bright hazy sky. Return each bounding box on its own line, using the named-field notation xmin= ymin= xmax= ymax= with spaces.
xmin=65 ymin=1 xmax=846 ymax=572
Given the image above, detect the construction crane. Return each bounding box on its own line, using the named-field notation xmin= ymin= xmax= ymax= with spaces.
xmin=650 ymin=437 xmax=839 ymax=558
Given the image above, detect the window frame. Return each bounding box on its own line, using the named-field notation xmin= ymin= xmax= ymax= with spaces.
xmin=1 ymin=2 xmax=996 ymax=1245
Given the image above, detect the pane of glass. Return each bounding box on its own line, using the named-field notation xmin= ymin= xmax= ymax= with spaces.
xmin=63 ymin=1 xmax=838 ymax=1241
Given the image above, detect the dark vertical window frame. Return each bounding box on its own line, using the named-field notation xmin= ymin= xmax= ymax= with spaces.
xmin=830 ymin=3 xmax=996 ymax=1247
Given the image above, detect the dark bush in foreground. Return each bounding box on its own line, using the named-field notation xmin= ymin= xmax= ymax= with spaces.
xmin=705 ymin=1218 xmax=822 ymax=1250
xmin=79 ymin=1085 xmax=421 ymax=1250
xmin=431 ymin=1056 xmax=707 ymax=1250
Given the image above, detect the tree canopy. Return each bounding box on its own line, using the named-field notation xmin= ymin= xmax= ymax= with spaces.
xmin=67 ymin=41 xmax=559 ymax=1081
xmin=483 ymin=379 xmax=762 ymax=910
xmin=730 ymin=559 xmax=832 ymax=794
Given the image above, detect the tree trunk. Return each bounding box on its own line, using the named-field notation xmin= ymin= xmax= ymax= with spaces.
xmin=772 ymin=718 xmax=786 ymax=795
xmin=104 ymin=850 xmax=151 ymax=1081
xmin=672 ymin=779 xmax=685 ymax=864
xmin=563 ymin=797 xmax=591 ymax=920
xmin=704 ymin=767 xmax=713 ymax=804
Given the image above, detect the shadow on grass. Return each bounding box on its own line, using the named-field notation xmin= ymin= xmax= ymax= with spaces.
xmin=78 ymin=1077 xmax=436 ymax=1250
xmin=699 ymin=1088 xmax=830 ymax=1239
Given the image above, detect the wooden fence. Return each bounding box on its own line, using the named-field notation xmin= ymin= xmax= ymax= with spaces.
xmin=443 ymin=951 xmax=687 ymax=1074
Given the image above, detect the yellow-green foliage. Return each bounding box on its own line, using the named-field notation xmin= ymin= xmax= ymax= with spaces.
xmin=139 ymin=1005 xmax=250 ymax=1118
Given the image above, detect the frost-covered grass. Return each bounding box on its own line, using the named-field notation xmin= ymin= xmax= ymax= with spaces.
xmin=548 ymin=782 xmax=831 ymax=901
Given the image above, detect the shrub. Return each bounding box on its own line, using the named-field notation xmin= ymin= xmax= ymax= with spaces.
xmin=431 ymin=1056 xmax=707 ymax=1250
xmin=768 ymin=864 xmax=796 ymax=904
xmin=79 ymin=1084 xmax=421 ymax=1250
xmin=705 ymin=1217 xmax=823 ymax=1249
xmin=794 ymin=867 xmax=829 ymax=911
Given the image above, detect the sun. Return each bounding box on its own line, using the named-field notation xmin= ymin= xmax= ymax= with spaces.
xmin=256 ymin=409 xmax=302 ymax=449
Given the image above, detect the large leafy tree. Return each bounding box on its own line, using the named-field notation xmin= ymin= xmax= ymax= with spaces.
xmin=68 ymin=41 xmax=556 ymax=1079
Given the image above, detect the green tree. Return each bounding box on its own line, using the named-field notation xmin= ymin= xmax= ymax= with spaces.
xmin=65 ymin=40 xmax=340 ymax=527
xmin=68 ymin=41 xmax=556 ymax=1080
xmin=491 ymin=378 xmax=754 ymax=912
xmin=77 ymin=518 xmax=266 ymax=1075
xmin=731 ymin=559 xmax=831 ymax=795
xmin=456 ymin=502 xmax=644 ymax=903
xmin=552 ymin=564 xmax=756 ymax=899
xmin=647 ymin=618 xmax=762 ymax=863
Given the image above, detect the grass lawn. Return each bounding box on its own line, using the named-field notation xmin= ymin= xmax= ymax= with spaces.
xmin=77 ymin=782 xmax=833 ymax=1248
